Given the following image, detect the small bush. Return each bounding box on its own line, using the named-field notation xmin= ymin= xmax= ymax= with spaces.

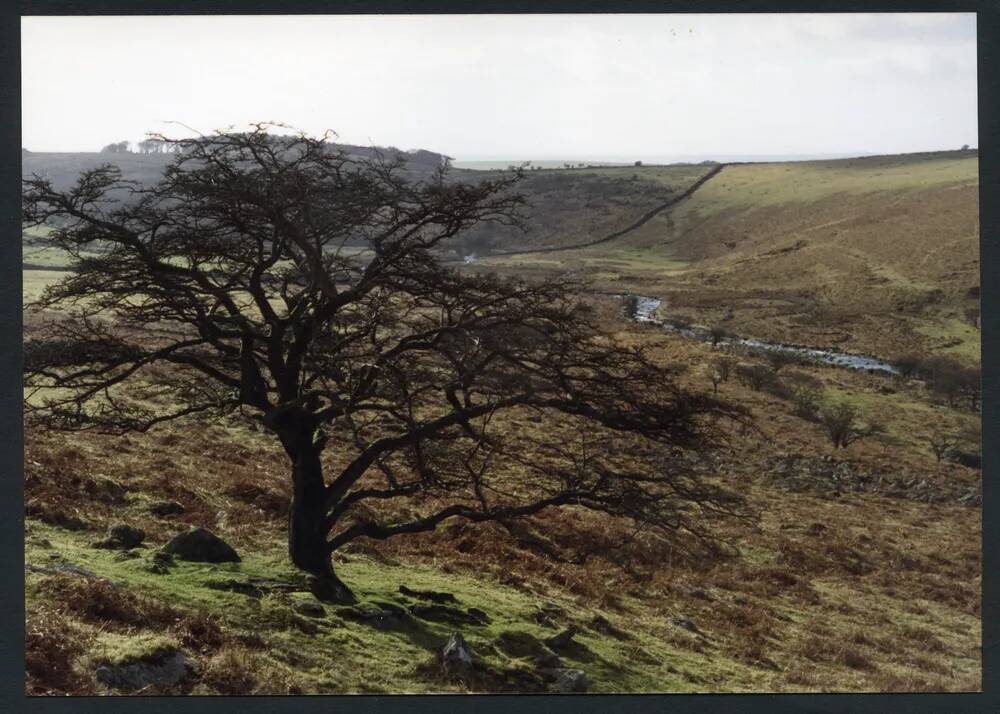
xmin=816 ymin=402 xmax=874 ymax=449
xmin=736 ymin=364 xmax=773 ymax=392
xmin=713 ymin=356 xmax=734 ymax=382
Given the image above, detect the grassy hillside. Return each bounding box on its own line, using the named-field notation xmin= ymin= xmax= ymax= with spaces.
xmin=21 ymin=148 xmax=981 ymax=695
xmin=23 ymin=287 xmax=981 ymax=694
xmin=473 ymin=151 xmax=980 ymax=363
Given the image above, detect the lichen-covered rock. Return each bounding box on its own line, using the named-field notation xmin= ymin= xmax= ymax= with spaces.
xmin=161 ymin=527 xmax=239 ymax=563
xmin=94 ymin=648 xmax=194 ymax=692
xmin=439 ymin=633 xmax=474 ymax=677
xmin=149 ymin=500 xmax=185 ymax=517
xmin=494 ymin=630 xmax=552 ymax=659
xmin=292 ymin=596 xmax=326 ymax=618
xmin=337 ymin=602 xmax=409 ymax=630
xmin=410 ymin=603 xmax=489 ymax=626
xmin=546 ymin=668 xmax=588 ymax=693
xmin=544 ymin=627 xmax=578 ymax=651
xmin=399 ymin=585 xmax=459 ymax=604
xmin=94 ymin=524 xmax=145 ymax=550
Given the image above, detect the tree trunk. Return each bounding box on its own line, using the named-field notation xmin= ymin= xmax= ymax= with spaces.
xmin=282 ymin=425 xmax=356 ymax=604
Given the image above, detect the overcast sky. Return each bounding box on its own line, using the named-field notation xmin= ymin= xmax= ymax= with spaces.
xmin=21 ymin=13 xmax=977 ymax=158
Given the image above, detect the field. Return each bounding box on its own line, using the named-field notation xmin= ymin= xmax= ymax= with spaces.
xmin=21 ymin=149 xmax=981 ymax=695
xmin=473 ymin=150 xmax=980 ymax=365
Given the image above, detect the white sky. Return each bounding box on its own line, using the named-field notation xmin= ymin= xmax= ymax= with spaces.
xmin=21 ymin=13 xmax=978 ymax=158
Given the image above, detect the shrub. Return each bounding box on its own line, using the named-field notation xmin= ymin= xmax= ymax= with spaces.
xmin=763 ymin=350 xmax=798 ymax=373
xmin=790 ymin=387 xmax=823 ymax=421
xmin=735 ymin=364 xmax=773 ymax=392
xmin=817 ymin=402 xmax=872 ymax=449
xmin=708 ymin=326 xmax=732 ymax=347
xmin=712 ymin=356 xmax=734 ymax=382
xmin=894 ymin=353 xmax=922 ymax=379
xmin=928 ymin=431 xmax=955 ymax=462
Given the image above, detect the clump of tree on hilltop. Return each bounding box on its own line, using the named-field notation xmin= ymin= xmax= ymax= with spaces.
xmin=24 ymin=124 xmax=746 ymax=602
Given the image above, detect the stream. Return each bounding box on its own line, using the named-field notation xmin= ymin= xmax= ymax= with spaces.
xmin=622 ymin=294 xmax=899 ymax=375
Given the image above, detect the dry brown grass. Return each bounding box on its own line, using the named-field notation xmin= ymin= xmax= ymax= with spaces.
xmin=25 ymin=604 xmax=95 ymax=695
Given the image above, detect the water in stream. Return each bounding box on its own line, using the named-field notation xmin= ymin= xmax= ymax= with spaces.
xmin=622 ymin=294 xmax=899 ymax=375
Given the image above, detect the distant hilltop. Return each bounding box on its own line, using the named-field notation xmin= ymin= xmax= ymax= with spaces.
xmin=22 ymin=142 xmax=453 ymax=189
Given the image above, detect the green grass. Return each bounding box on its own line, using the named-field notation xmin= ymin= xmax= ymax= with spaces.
xmin=23 ymin=269 xmax=69 ymax=303
xmin=676 ymin=155 xmax=978 ymax=217
xmin=911 ymin=318 xmax=981 ymax=361
xmin=25 ymin=518 xmax=765 ymax=693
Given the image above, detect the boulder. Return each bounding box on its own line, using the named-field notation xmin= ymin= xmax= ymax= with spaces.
xmin=94 ymin=648 xmax=194 ymax=692
xmin=547 ymin=668 xmax=588 ymax=693
xmin=670 ymin=616 xmax=701 ymax=634
xmin=161 ymin=527 xmax=239 ymax=563
xmin=588 ymin=615 xmax=632 ymax=641
xmin=149 ymin=500 xmax=185 ymax=517
xmin=439 ymin=633 xmax=475 ymax=677
xmin=82 ymin=476 xmax=128 ymax=504
xmin=494 ymin=630 xmax=552 ymax=659
xmin=399 ymin=585 xmax=459 ymax=604
xmin=410 ymin=603 xmax=489 ymax=626
xmin=337 ymin=602 xmax=409 ymax=631
xmin=544 ymin=627 xmax=578 ymax=651
xmin=107 ymin=524 xmax=145 ymax=548
xmin=292 ymin=596 xmax=326 ymax=618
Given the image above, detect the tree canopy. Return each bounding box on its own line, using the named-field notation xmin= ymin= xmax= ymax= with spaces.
xmin=24 ymin=124 xmax=745 ymax=601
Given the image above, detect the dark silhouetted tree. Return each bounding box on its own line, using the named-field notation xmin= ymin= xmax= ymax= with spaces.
xmin=23 ymin=124 xmax=745 ymax=602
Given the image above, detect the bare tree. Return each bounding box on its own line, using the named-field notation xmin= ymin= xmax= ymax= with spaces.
xmin=928 ymin=431 xmax=955 ymax=463
xmin=712 ymin=356 xmax=733 ymax=383
xmin=23 ymin=124 xmax=745 ymax=602
xmin=817 ymin=402 xmax=875 ymax=449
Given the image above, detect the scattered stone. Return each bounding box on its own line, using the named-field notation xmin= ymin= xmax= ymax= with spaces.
xmin=292 ymin=616 xmax=320 ymax=635
xmin=438 ymin=633 xmax=475 ymax=677
xmin=114 ymin=550 xmax=141 ymax=562
xmin=149 ymin=500 xmax=185 ymax=517
xmin=533 ymin=601 xmax=566 ymax=625
xmin=291 ymin=596 xmax=326 ymax=618
xmin=26 ymin=562 xmax=102 ymax=580
xmin=82 ymin=476 xmax=128 ymax=504
xmin=767 ymin=453 xmax=976 ymax=505
xmin=93 ymin=524 xmax=145 ymax=550
xmin=161 ymin=527 xmax=240 ymax=563
xmin=670 ymin=616 xmax=701 ymax=634
xmin=94 ymin=648 xmax=194 ymax=692
xmin=337 ymin=602 xmax=409 ymax=630
xmin=466 ymin=607 xmax=492 ymax=624
xmin=533 ymin=652 xmax=562 ymax=669
xmin=410 ymin=603 xmax=490 ymax=626
xmin=234 ymin=632 xmax=267 ymax=649
xmin=494 ymin=630 xmax=552 ymax=659
xmin=399 ymin=585 xmax=459 ymax=604
xmin=25 ymin=500 xmax=88 ymax=531
xmin=206 ymin=577 xmax=301 ymax=598
xmin=544 ymin=667 xmax=588 ymax=693
xmin=544 ymin=627 xmax=578 ymax=651
xmin=588 ymin=615 xmax=632 ymax=641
